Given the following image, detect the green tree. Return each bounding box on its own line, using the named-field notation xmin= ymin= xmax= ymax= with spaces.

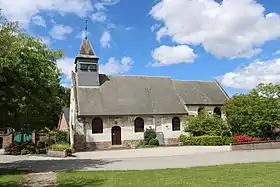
xmin=223 ymin=83 xmax=280 ymax=138
xmin=0 ymin=13 xmax=67 ymax=131
xmin=184 ymin=109 xmax=230 ymax=137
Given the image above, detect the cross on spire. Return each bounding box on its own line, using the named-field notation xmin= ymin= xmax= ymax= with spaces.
xmin=85 ymin=19 xmax=88 ymax=40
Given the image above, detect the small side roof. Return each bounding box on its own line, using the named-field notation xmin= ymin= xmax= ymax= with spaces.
xmin=172 ymin=80 xmax=229 ymax=105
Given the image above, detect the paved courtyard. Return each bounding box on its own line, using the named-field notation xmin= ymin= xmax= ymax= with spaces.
xmin=1 ymin=147 xmax=280 ymax=172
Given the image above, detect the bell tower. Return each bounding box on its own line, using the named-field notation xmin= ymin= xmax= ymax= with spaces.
xmin=74 ymin=20 xmax=100 ymax=87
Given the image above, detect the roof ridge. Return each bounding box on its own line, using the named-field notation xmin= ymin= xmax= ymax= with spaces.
xmin=172 ymin=79 xmax=215 ymax=82
xmin=109 ymin=74 xmax=170 ymax=78
xmin=214 ymin=79 xmax=230 ymax=99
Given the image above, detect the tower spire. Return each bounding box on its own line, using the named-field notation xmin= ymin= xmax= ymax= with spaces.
xmin=85 ymin=19 xmax=88 ymax=40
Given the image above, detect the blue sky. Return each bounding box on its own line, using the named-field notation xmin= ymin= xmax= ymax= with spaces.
xmin=1 ymin=0 xmax=280 ymax=96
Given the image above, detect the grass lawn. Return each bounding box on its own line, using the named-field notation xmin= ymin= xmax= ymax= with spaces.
xmin=57 ymin=162 xmax=280 ymax=187
xmin=0 ymin=169 xmax=22 ymax=187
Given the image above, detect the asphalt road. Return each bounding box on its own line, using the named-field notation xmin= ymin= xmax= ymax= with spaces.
xmin=1 ymin=149 xmax=280 ymax=172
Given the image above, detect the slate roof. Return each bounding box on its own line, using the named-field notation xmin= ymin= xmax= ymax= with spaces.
xmin=172 ymin=80 xmax=229 ymax=105
xmin=75 ymin=39 xmax=98 ymax=63
xmin=75 ymin=74 xmax=229 ymax=116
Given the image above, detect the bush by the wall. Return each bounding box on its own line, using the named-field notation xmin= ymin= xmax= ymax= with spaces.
xmin=223 ymin=136 xmax=237 ymax=145
xmin=137 ymin=128 xmax=160 ymax=148
xmin=144 ymin=128 xmax=157 ymax=143
xmin=45 ymin=138 xmax=55 ymax=147
xmin=4 ymin=141 xmax=37 ymax=155
xmin=149 ymin=138 xmax=159 ymax=146
xmin=51 ymin=130 xmax=69 ymax=144
xmin=179 ymin=135 xmax=236 ymax=146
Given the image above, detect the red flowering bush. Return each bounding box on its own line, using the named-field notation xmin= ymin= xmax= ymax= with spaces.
xmin=233 ymin=135 xmax=259 ymax=143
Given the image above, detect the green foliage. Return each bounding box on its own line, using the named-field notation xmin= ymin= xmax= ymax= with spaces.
xmin=223 ymin=83 xmax=280 ymax=138
xmin=137 ymin=128 xmax=160 ymax=148
xmin=179 ymin=135 xmax=236 ymax=146
xmin=51 ymin=130 xmax=69 ymax=144
xmin=0 ymin=12 xmax=69 ymax=131
xmin=144 ymin=128 xmax=157 ymax=142
xmin=49 ymin=144 xmax=72 ymax=154
xmin=4 ymin=141 xmax=37 ymax=155
xmin=37 ymin=140 xmax=46 ymax=149
xmin=184 ymin=110 xmax=230 ymax=137
xmin=45 ymin=138 xmax=55 ymax=147
xmin=149 ymin=138 xmax=159 ymax=146
xmin=223 ymin=136 xmax=237 ymax=145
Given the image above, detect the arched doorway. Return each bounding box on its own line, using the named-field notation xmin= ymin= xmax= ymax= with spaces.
xmin=111 ymin=126 xmax=121 ymax=145
xmin=0 ymin=137 xmax=3 ymax=149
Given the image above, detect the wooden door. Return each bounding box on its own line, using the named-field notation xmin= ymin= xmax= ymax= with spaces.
xmin=111 ymin=126 xmax=121 ymax=145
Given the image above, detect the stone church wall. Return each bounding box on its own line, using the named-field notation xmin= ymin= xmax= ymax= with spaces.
xmin=73 ymin=105 xmax=223 ymax=151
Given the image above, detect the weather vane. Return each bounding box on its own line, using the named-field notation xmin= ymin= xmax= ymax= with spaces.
xmin=85 ymin=19 xmax=88 ymax=40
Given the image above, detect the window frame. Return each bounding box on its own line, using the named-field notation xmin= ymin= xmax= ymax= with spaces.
xmin=92 ymin=117 xmax=103 ymax=134
xmin=134 ymin=117 xmax=144 ymax=133
xmin=172 ymin=117 xmax=181 ymax=131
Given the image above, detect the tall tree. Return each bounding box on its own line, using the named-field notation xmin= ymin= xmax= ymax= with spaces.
xmin=0 ymin=13 xmax=67 ymax=131
xmin=223 ymin=83 xmax=280 ymax=138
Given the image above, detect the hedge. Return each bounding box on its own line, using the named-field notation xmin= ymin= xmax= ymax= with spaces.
xmin=179 ymin=135 xmax=237 ymax=146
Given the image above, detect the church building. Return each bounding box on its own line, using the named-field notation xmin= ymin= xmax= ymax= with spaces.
xmin=69 ymin=38 xmax=229 ymax=152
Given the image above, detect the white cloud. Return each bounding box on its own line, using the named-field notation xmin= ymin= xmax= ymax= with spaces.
xmin=76 ymin=30 xmax=91 ymax=40
xmin=150 ymin=0 xmax=280 ymax=58
xmin=150 ymin=24 xmax=160 ymax=32
xmin=31 ymin=15 xmax=46 ymax=27
xmin=94 ymin=0 xmax=119 ymax=11
xmin=0 ymin=0 xmax=93 ymax=28
xmin=100 ymin=31 xmax=111 ymax=48
xmin=100 ymin=56 xmax=133 ymax=75
xmin=274 ymin=50 xmax=280 ymax=55
xmin=125 ymin=27 xmax=133 ymax=31
xmin=151 ymin=45 xmax=197 ymax=67
xmin=91 ymin=12 xmax=107 ymax=22
xmin=49 ymin=24 xmax=73 ymax=40
xmin=39 ymin=36 xmax=51 ymax=46
xmin=56 ymin=57 xmax=75 ymax=87
xmin=220 ymin=58 xmax=280 ymax=90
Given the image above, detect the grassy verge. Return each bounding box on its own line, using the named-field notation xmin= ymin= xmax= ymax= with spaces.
xmin=57 ymin=162 xmax=280 ymax=187
xmin=0 ymin=169 xmax=22 ymax=187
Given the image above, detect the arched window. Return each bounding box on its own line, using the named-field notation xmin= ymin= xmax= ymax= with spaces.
xmin=92 ymin=117 xmax=103 ymax=134
xmin=198 ymin=107 xmax=204 ymax=115
xmin=172 ymin=117 xmax=181 ymax=131
xmin=134 ymin=117 xmax=144 ymax=132
xmin=213 ymin=107 xmax=222 ymax=117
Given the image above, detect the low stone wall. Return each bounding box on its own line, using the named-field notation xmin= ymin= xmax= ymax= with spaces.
xmin=47 ymin=150 xmax=67 ymax=157
xmin=231 ymin=141 xmax=280 ymax=151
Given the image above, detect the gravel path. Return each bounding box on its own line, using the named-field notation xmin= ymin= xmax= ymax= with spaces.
xmin=20 ymin=172 xmax=57 ymax=187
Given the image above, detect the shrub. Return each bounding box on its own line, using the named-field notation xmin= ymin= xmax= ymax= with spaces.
xmin=180 ymin=135 xmax=237 ymax=146
xmin=52 ymin=130 xmax=69 ymax=144
xmin=233 ymin=135 xmax=258 ymax=143
xmin=4 ymin=141 xmax=37 ymax=155
xmin=223 ymin=136 xmax=237 ymax=145
xmin=149 ymin=138 xmax=159 ymax=146
xmin=184 ymin=110 xmax=230 ymax=137
xmin=45 ymin=138 xmax=55 ymax=147
xmin=144 ymin=128 xmax=157 ymax=143
xmin=50 ymin=144 xmax=71 ymax=153
xmin=37 ymin=140 xmax=46 ymax=149
xmin=137 ymin=128 xmax=160 ymax=148
xmin=179 ymin=134 xmax=187 ymax=143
